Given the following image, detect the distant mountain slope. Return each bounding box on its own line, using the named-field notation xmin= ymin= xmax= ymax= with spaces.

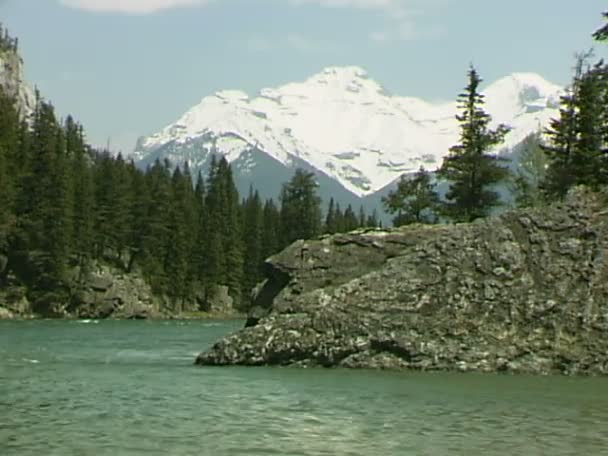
xmin=132 ymin=66 xmax=562 ymax=202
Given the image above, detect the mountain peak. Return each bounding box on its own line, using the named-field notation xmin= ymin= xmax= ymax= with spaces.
xmin=134 ymin=68 xmax=563 ymax=197
xmin=485 ymin=72 xmax=562 ymax=99
xmin=301 ymin=65 xmax=385 ymax=96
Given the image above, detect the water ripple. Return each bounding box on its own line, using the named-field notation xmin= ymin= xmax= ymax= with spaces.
xmin=1 ymin=320 xmax=608 ymax=455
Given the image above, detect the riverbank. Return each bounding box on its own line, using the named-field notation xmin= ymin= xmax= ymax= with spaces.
xmin=0 ymin=307 xmax=245 ymax=321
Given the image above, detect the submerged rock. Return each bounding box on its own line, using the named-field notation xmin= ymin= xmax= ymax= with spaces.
xmin=197 ymin=188 xmax=608 ymax=375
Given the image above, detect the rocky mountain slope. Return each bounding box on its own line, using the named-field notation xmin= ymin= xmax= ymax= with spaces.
xmin=134 ymin=67 xmax=562 ymax=200
xmin=0 ymin=43 xmax=35 ymax=117
xmin=196 ymin=188 xmax=608 ymax=375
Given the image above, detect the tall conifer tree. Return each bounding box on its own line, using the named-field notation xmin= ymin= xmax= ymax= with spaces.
xmin=438 ymin=66 xmax=510 ymax=222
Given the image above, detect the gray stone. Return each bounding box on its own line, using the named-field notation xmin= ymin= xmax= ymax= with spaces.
xmin=206 ymin=285 xmax=234 ymax=314
xmin=196 ymin=188 xmax=608 ymax=375
xmin=0 ymin=306 xmax=14 ymax=319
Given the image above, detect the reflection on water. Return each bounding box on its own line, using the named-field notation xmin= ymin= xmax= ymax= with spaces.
xmin=1 ymin=320 xmax=607 ymax=456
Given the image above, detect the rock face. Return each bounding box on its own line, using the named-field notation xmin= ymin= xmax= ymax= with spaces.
xmin=197 ymin=189 xmax=608 ymax=375
xmin=0 ymin=47 xmax=35 ymax=117
xmin=0 ymin=262 xmax=167 ymax=319
xmin=68 ymin=263 xmax=166 ymax=319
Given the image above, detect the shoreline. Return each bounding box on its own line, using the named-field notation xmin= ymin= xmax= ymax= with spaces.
xmin=0 ymin=307 xmax=246 ymax=322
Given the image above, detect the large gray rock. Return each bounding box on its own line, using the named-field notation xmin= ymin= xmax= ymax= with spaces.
xmin=0 ymin=306 xmax=14 ymax=319
xmin=0 ymin=284 xmax=32 ymax=318
xmin=206 ymin=285 xmax=234 ymax=314
xmin=70 ymin=264 xmax=165 ymax=319
xmin=0 ymin=48 xmax=35 ymax=117
xmin=197 ymin=188 xmax=608 ymax=375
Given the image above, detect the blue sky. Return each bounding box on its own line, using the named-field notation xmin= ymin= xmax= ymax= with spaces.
xmin=0 ymin=0 xmax=606 ymax=153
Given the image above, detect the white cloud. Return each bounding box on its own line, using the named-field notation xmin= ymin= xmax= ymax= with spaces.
xmin=59 ymin=0 xmax=213 ymax=14
xmin=290 ymin=0 xmax=447 ymax=42
xmin=289 ymin=0 xmax=417 ymax=17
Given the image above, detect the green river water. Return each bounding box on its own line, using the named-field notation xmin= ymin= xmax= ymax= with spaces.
xmin=1 ymin=320 xmax=607 ymax=455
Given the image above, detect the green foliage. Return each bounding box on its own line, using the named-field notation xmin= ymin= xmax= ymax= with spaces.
xmin=65 ymin=116 xmax=95 ymax=264
xmin=0 ymin=87 xmax=20 ymax=244
xmin=382 ymin=166 xmax=439 ymax=226
xmin=0 ymin=30 xmax=383 ymax=315
xmin=593 ymin=11 xmax=608 ymax=41
xmin=205 ymin=156 xmax=244 ymax=302
xmin=510 ymin=132 xmax=548 ymax=208
xmin=0 ymin=23 xmax=18 ymax=53
xmin=261 ymin=198 xmax=280 ymax=261
xmin=241 ymin=187 xmax=264 ymax=302
xmin=280 ymin=169 xmax=322 ymax=244
xmin=543 ymin=54 xmax=608 ymax=197
xmin=438 ymin=66 xmax=511 ymax=222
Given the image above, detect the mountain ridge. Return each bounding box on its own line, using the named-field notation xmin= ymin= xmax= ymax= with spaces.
xmin=132 ymin=66 xmax=563 ymax=198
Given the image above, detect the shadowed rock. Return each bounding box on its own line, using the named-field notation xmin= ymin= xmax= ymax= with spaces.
xmin=196 ymin=188 xmax=608 ymax=375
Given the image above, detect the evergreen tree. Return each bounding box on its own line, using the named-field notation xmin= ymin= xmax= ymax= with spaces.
xmin=438 ymin=66 xmax=510 ymax=222
xmin=205 ymin=156 xmax=243 ymax=301
xmin=261 ymin=198 xmax=280 ymax=261
xmin=93 ymin=152 xmax=132 ymax=262
xmin=342 ymin=204 xmax=359 ymax=232
xmin=125 ymin=161 xmax=150 ymax=273
xmin=16 ymin=96 xmax=72 ymax=310
xmin=358 ymin=205 xmax=366 ymax=228
xmin=217 ymin=158 xmax=243 ymax=302
xmin=241 ymin=186 xmax=264 ymax=301
xmin=333 ymin=203 xmax=345 ymax=233
xmin=382 ymin=166 xmax=439 ymax=226
xmin=65 ymin=116 xmax=95 ymax=265
xmin=366 ymin=209 xmax=380 ymax=228
xmin=511 ymin=132 xmax=548 ymax=208
xmin=140 ymin=159 xmax=173 ymax=293
xmin=192 ymin=170 xmax=208 ymax=292
xmin=0 ymin=23 xmax=18 ymax=53
xmin=324 ymin=197 xmax=337 ymax=234
xmin=593 ymin=11 xmax=608 ymax=41
xmin=0 ymin=87 xmax=20 ymax=247
xmin=164 ymin=164 xmax=197 ymax=307
xmin=280 ymin=169 xmax=322 ymax=244
xmin=543 ymin=54 xmax=608 ymax=195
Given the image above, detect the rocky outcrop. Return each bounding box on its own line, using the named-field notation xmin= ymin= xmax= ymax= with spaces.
xmin=0 ymin=285 xmax=33 ymax=319
xmin=0 ymin=47 xmax=35 ymax=116
xmin=68 ymin=263 xmax=166 ymax=319
xmin=197 ymin=189 xmax=608 ymax=375
xmin=0 ymin=262 xmax=167 ymax=319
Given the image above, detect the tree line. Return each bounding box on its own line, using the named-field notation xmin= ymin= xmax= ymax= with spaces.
xmin=383 ymin=11 xmax=608 ymax=226
xmin=0 ymin=42 xmax=378 ymax=314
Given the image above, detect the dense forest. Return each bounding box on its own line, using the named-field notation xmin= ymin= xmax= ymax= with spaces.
xmin=0 ymin=23 xmax=379 ymax=316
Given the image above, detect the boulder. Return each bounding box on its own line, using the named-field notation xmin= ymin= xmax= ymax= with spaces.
xmin=206 ymin=285 xmax=234 ymax=314
xmin=0 ymin=306 xmax=14 ymax=319
xmin=71 ymin=263 xmax=164 ymax=319
xmin=197 ymin=188 xmax=608 ymax=375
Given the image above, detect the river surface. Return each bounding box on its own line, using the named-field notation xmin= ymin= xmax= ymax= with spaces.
xmin=1 ymin=320 xmax=607 ymax=455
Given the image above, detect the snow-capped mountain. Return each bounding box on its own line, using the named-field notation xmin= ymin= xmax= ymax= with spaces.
xmin=132 ymin=66 xmax=562 ymax=198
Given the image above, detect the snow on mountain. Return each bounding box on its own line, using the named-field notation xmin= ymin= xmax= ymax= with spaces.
xmin=133 ymin=66 xmax=563 ymax=197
